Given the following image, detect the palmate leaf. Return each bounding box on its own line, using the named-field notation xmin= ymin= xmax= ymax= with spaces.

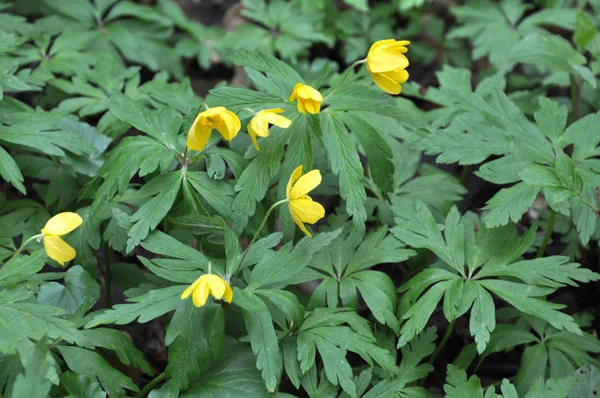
xmin=393 ymin=201 xmax=599 ymax=353
xmin=297 ymin=308 xmax=399 ymax=397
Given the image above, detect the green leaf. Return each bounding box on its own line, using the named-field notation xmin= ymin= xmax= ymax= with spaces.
xmin=520 ymin=165 xmax=563 ymax=188
xmin=181 ymin=340 xmax=268 ymax=397
xmin=470 ymin=285 xmax=496 ymax=354
xmin=127 ymin=171 xmax=182 ymax=252
xmin=57 ymin=346 xmax=139 ymax=398
xmin=343 ymin=0 xmax=368 ymax=12
xmin=392 ymin=202 xmax=465 ymax=274
xmin=108 ymin=91 xmax=182 ymax=147
xmin=186 ymin=171 xmax=234 ymax=220
xmin=480 ymin=280 xmax=581 ymax=335
xmin=0 ymin=290 xmax=87 ymax=355
xmin=59 ymin=372 xmax=106 ymax=398
xmin=524 ymin=374 xmax=574 ymax=398
xmin=0 ymin=250 xmax=46 ymax=286
xmin=37 ymin=265 xmax=100 ymax=314
xmin=508 ymin=33 xmax=596 ymax=88
xmin=231 ymin=115 xmax=290 ymax=231
xmin=85 ymin=286 xmax=182 ymax=328
xmin=443 ymin=364 xmax=483 ymax=398
xmin=240 ymin=294 xmax=281 ymax=393
xmin=574 ymin=12 xmax=597 ymax=51
xmin=248 ymin=230 xmax=340 ymax=290
xmin=92 ymin=136 xmax=174 ymax=211
xmin=569 ymin=365 xmax=600 ymax=398
xmin=398 ymin=281 xmax=452 ymax=348
xmin=398 ymin=327 xmax=437 ymax=384
xmin=482 ymin=182 xmax=540 ymax=228
xmin=0 ymin=145 xmax=25 ymax=194
xmin=11 ymin=341 xmax=52 ymax=398
xmin=321 ymin=113 xmax=366 ymax=232
xmin=163 ymin=300 xmax=225 ymax=392
xmin=479 ymin=256 xmax=600 ymax=289
xmin=81 ymin=328 xmax=153 ymax=375
xmin=343 ymin=113 xmax=394 ymax=193
xmin=515 ymin=344 xmax=548 ymax=395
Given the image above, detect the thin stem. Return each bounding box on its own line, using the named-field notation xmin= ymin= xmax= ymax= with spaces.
xmin=428 ymin=319 xmax=456 ymax=365
xmin=0 ymin=234 xmax=43 ymax=271
xmin=537 ymin=210 xmax=556 ymax=258
xmin=570 ymin=75 xmax=580 ymax=121
xmin=104 ymin=243 xmax=113 ymax=308
xmin=135 ymin=372 xmax=166 ymax=398
xmin=325 ymin=59 xmax=366 ymax=100
xmin=420 ymin=319 xmax=456 ymax=387
xmin=231 ymin=199 xmax=288 ymax=283
xmin=460 ymin=165 xmax=469 ymax=185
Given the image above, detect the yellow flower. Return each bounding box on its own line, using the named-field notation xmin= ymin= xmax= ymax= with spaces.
xmin=248 ymin=108 xmax=292 ymax=151
xmin=186 ymin=107 xmax=241 ymax=151
xmin=286 ymin=165 xmax=325 ymax=238
xmin=181 ymin=273 xmax=233 ymax=307
xmin=289 ymin=83 xmax=323 ymax=114
xmin=366 ymin=39 xmax=410 ymax=95
xmin=41 ymin=212 xmax=82 ymax=266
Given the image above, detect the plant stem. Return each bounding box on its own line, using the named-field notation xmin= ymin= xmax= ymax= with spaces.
xmin=0 ymin=234 xmax=43 ymax=271
xmin=104 ymin=243 xmax=113 ymax=308
xmin=135 ymin=372 xmax=166 ymax=398
xmin=231 ymin=199 xmax=288 ymax=283
xmin=325 ymin=59 xmax=366 ymax=100
xmin=428 ymin=319 xmax=456 ymax=365
xmin=570 ymin=75 xmax=580 ymax=121
xmin=460 ymin=165 xmax=469 ymax=185
xmin=537 ymin=210 xmax=556 ymax=258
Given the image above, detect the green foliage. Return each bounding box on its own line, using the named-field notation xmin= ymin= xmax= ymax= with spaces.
xmin=1 ymin=0 xmax=600 ymax=396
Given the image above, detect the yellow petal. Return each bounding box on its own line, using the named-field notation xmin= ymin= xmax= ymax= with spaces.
xmin=214 ymin=110 xmax=241 ymax=141
xmin=368 ymin=39 xmax=397 ymax=55
xmin=297 ymin=84 xmax=323 ymax=101
xmin=286 ymin=165 xmax=304 ymax=199
xmin=192 ymin=278 xmax=210 ymax=307
xmin=369 ymin=71 xmax=402 ymax=95
xmin=187 ymin=116 xmax=213 ymax=151
xmin=290 ymin=196 xmax=325 ymax=224
xmin=289 ymin=83 xmax=302 ymax=101
xmin=289 ymin=203 xmax=312 ymax=238
xmin=296 ymin=100 xmax=307 ymax=114
xmin=181 ymin=275 xmax=203 ymax=299
xmin=290 ymin=169 xmax=322 ymax=200
xmin=304 ymin=99 xmax=321 ymax=114
xmin=206 ymin=274 xmax=226 ymax=300
xmin=248 ymin=125 xmax=261 ymax=151
xmin=263 ymin=111 xmax=291 ymax=129
xmin=367 ymin=51 xmax=409 ymax=73
xmin=201 ymin=106 xmax=227 ymax=117
xmin=41 ymin=212 xmax=82 ymax=236
xmin=249 ymin=114 xmax=270 ymax=138
xmin=43 ymin=235 xmax=76 ymax=266
xmin=224 ymin=284 xmax=233 ymax=303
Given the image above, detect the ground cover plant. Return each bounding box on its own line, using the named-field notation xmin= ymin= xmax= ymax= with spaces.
xmin=1 ymin=0 xmax=600 ymax=397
